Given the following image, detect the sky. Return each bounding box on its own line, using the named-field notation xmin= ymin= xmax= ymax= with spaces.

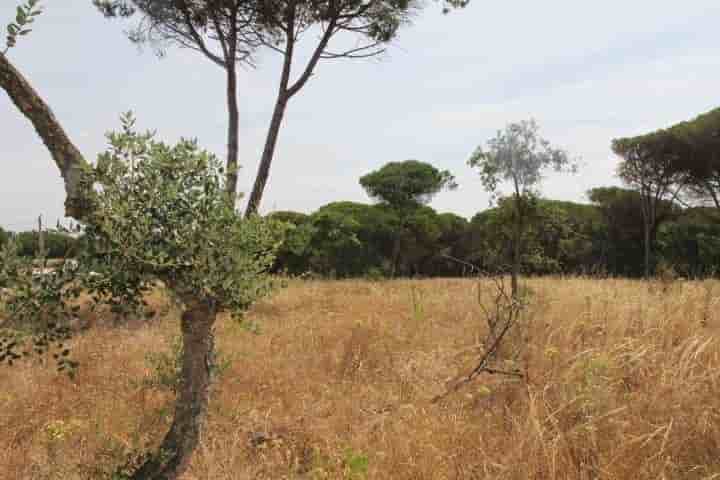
xmin=2 ymin=0 xmax=719 ymax=231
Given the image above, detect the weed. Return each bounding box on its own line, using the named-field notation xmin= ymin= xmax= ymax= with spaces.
xmin=141 ymin=335 xmax=232 ymax=392
xmin=409 ymin=284 xmax=424 ymax=322
xmin=342 ymin=448 xmax=369 ymax=479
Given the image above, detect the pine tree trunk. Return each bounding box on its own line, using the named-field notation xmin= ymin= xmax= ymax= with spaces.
xmin=245 ymin=93 xmax=289 ymax=218
xmin=643 ymin=220 xmax=651 ymax=280
xmin=130 ymin=298 xmax=218 ymax=480
xmin=225 ymin=64 xmax=240 ymax=203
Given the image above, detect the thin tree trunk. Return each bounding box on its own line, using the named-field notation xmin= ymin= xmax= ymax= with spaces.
xmin=0 ymin=52 xmax=89 ymax=219
xmin=244 ymin=7 xmax=297 ymax=219
xmin=510 ymin=192 xmax=523 ymax=300
xmin=390 ymin=234 xmax=402 ymax=279
xmin=708 ymin=182 xmax=720 ymax=210
xmin=511 ymin=224 xmax=520 ymax=299
xmin=245 ymin=92 xmax=289 ymax=217
xmin=130 ymin=297 xmax=218 ymax=480
xmin=225 ymin=63 xmax=240 ymax=202
xmin=643 ymin=219 xmax=652 ymax=279
xmin=244 ymin=7 xmax=337 ymax=218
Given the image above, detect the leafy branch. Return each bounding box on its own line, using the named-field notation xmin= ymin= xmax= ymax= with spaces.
xmin=3 ymin=0 xmax=42 ymax=54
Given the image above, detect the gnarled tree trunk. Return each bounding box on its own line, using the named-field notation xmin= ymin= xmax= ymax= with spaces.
xmin=130 ymin=297 xmax=218 ymax=480
xmin=0 ymin=52 xmax=89 ymax=219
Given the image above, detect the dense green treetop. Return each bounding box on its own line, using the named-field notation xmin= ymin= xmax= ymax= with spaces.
xmin=360 ymin=160 xmax=457 ymax=209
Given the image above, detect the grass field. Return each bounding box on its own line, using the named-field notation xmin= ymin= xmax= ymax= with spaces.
xmin=1 ymin=277 xmax=719 ymax=479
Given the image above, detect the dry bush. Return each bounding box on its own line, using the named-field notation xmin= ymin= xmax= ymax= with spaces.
xmin=0 ymin=277 xmax=719 ymax=479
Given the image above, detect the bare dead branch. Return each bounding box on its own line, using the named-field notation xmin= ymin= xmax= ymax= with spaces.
xmin=319 ymin=42 xmax=385 ymax=59
xmin=431 ymin=274 xmax=526 ymax=404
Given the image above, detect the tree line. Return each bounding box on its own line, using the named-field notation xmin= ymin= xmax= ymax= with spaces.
xmin=265 ymin=113 xmax=720 ymax=281
xmin=3 ymin=148 xmax=719 ymax=281
xmin=266 ymin=188 xmax=719 ymax=280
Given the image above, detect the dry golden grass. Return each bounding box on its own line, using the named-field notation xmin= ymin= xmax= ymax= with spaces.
xmin=1 ymin=277 xmax=719 ymax=479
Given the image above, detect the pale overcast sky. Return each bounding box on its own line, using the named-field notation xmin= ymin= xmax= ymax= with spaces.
xmin=2 ymin=1 xmax=719 ymax=230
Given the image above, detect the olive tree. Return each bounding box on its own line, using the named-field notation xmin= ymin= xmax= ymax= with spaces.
xmin=85 ymin=116 xmax=281 ymax=478
xmin=468 ymin=119 xmax=577 ymax=297
xmin=1 ymin=112 xmax=282 ymax=479
xmin=1 ymin=6 xmax=282 ymax=477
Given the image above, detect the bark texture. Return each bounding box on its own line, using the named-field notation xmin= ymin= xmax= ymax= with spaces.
xmin=510 ymin=193 xmax=524 ymax=300
xmin=225 ymin=63 xmax=240 ymax=202
xmin=130 ymin=298 xmax=218 ymax=480
xmin=0 ymin=52 xmax=90 ymax=219
xmin=390 ymin=234 xmax=402 ymax=279
xmin=244 ymin=8 xmax=338 ymax=217
xmin=245 ymin=92 xmax=289 ymax=217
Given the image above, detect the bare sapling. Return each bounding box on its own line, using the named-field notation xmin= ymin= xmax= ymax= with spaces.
xmin=432 ymin=273 xmax=527 ymax=404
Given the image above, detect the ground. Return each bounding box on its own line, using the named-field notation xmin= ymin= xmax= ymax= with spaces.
xmin=1 ymin=277 xmax=719 ymax=479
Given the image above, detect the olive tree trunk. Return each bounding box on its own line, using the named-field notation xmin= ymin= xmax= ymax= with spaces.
xmin=130 ymin=298 xmax=218 ymax=480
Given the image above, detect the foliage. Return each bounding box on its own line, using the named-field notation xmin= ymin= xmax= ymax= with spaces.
xmin=468 ymin=119 xmax=577 ymax=203
xmin=141 ymin=335 xmax=232 ymax=392
xmin=462 ymin=198 xmax=574 ymax=274
xmin=307 ymin=202 xmax=395 ymax=277
xmin=271 ymin=214 xmax=316 ymax=275
xmin=342 ymin=448 xmax=369 ymax=479
xmin=3 ymin=0 xmax=42 ymax=53
xmin=360 ymin=160 xmax=457 ymax=277
xmin=11 ymin=230 xmax=78 ymax=258
xmin=1 ymin=114 xmax=282 ymax=380
xmin=267 ymin=210 xmax=310 ymax=226
xmin=81 ymin=112 xmax=283 ymax=315
xmin=615 ymin=106 xmax=720 ymax=209
xmin=0 ymin=239 xmax=80 ymax=377
xmin=92 ymin=0 xmax=260 ymax=63
xmin=657 ymin=208 xmax=720 ymax=277
xmin=0 ymin=226 xmax=8 ymax=248
xmin=0 ymin=239 xmax=80 ymax=327
xmin=468 ymin=119 xmax=577 ymax=294
xmin=360 ymin=160 xmax=457 ymax=210
xmin=268 ymin=191 xmax=719 ymax=280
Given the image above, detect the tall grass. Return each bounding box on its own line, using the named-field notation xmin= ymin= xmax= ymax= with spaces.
xmin=0 ymin=277 xmax=718 ymax=479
